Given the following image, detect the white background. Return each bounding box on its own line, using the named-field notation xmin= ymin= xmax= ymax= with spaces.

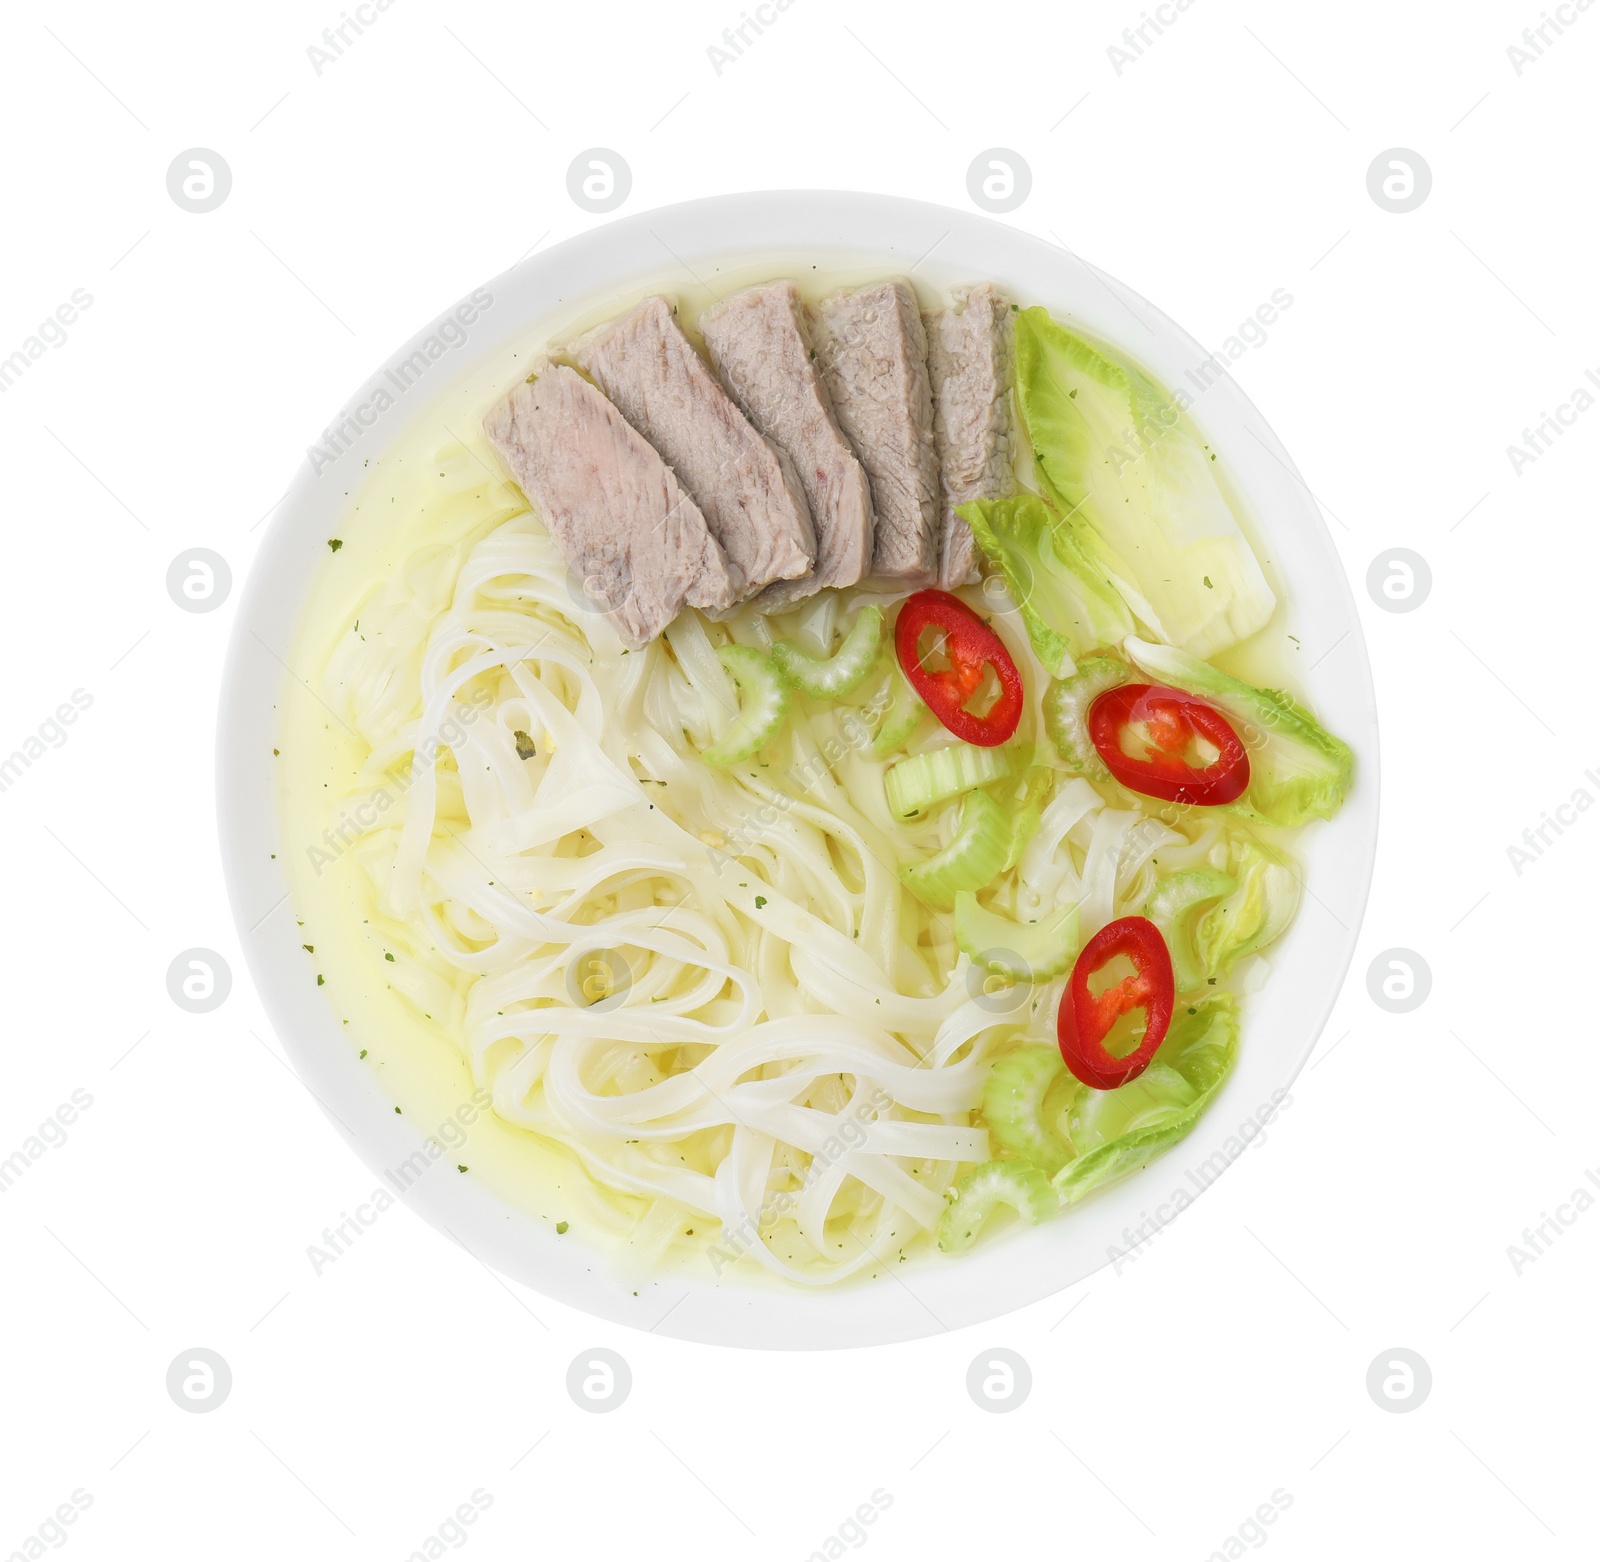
xmin=2 ymin=0 xmax=1596 ymax=1557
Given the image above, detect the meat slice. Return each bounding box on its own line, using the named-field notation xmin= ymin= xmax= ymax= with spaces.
xmin=571 ymin=296 xmax=815 ymax=604
xmin=698 ymin=281 xmax=875 ymax=610
xmin=925 ymin=283 xmax=1016 ymax=588
xmin=483 ymin=365 xmax=735 ymax=649
xmin=809 ymin=280 xmax=940 ymax=588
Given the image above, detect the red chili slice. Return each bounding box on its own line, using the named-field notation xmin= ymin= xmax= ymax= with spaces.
xmin=894 ymin=589 xmax=1023 ymax=747
xmin=1057 ymin=915 xmax=1176 ymax=1091
xmin=1088 ymin=683 xmax=1249 ymax=806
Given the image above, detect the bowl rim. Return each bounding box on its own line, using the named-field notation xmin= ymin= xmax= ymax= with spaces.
xmin=217 ymin=189 xmax=1379 ymax=1350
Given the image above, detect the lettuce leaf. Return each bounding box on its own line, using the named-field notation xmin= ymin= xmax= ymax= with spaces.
xmin=1196 ymin=838 xmax=1301 ymax=977
xmin=1144 ymin=867 xmax=1237 ymax=990
xmin=1014 ymin=307 xmax=1276 ymax=660
xmin=959 ymin=494 xmax=1134 ymax=679
xmin=1053 ymin=993 xmax=1239 ymax=1204
xmin=1124 ymin=636 xmax=1353 ymax=825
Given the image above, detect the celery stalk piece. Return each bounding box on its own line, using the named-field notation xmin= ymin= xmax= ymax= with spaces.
xmin=884 ymin=743 xmax=1011 ymax=820
xmin=868 ymin=662 xmax=924 ymax=757
xmin=1043 ymin=654 xmax=1131 ymax=779
xmin=937 ymin=1160 xmax=1060 ymax=1253
xmin=771 ymin=606 xmax=885 ymax=699
xmin=700 ymin=644 xmax=790 ymax=765
xmin=899 ymin=790 xmax=1011 ymax=910
xmin=981 ymin=1046 xmax=1073 ymax=1175
xmin=998 ymin=764 xmax=1055 ymax=873
xmin=954 ymin=893 xmax=1081 ymax=981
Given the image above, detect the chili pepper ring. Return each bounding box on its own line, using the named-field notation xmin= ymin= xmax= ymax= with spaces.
xmin=1088 ymin=682 xmax=1250 ymax=805
xmin=894 ymin=589 xmax=1024 ymax=747
xmin=1057 ymin=915 xmax=1176 ymax=1090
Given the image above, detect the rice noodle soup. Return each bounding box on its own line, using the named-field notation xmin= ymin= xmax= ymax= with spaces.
xmin=277 ymin=258 xmax=1351 ymax=1287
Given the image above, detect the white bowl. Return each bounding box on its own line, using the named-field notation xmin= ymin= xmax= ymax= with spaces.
xmin=218 ymin=191 xmax=1379 ymax=1350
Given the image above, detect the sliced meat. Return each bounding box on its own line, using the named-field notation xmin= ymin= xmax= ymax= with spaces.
xmin=926 ymin=283 xmax=1016 ymax=589
xmin=698 ymin=280 xmax=875 ymax=611
xmin=483 ymin=365 xmax=735 ymax=649
xmin=571 ymin=295 xmax=815 ymax=604
xmin=809 ymin=279 xmax=940 ymax=588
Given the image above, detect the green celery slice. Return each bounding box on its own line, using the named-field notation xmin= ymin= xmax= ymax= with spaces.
xmin=1043 ymin=654 xmax=1130 ymax=779
xmin=998 ymin=763 xmax=1054 ymax=873
xmin=884 ymin=743 xmax=1012 ymax=820
xmin=981 ymin=1046 xmax=1073 ymax=1176
xmin=899 ymin=791 xmax=1011 ymax=910
xmin=937 ymin=1160 xmax=1059 ymax=1253
xmin=771 ymin=606 xmax=885 ymax=699
xmin=954 ymin=893 xmax=1081 ymax=981
xmin=868 ymin=662 xmax=924 ymax=757
xmin=701 ymin=644 xmax=789 ymax=765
